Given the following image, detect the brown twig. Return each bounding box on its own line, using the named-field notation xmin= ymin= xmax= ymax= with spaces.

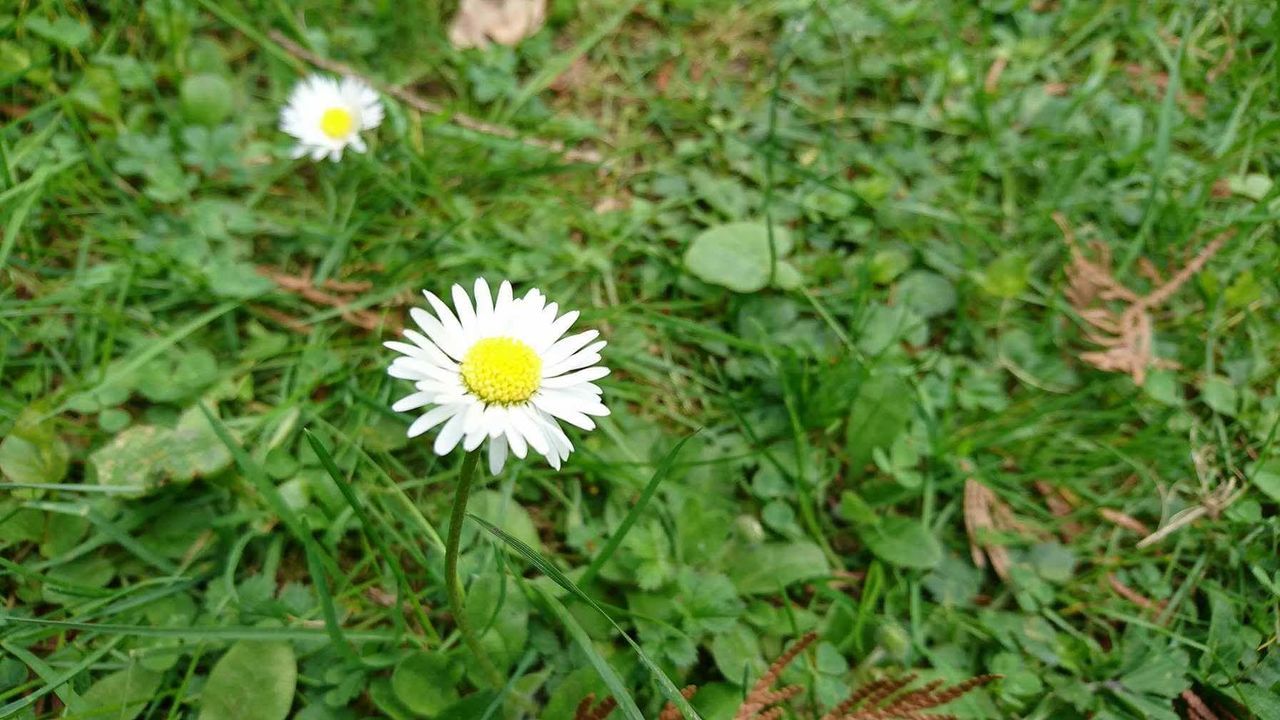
xmin=267 ymin=30 xmax=603 ymax=164
xmin=255 ymin=265 xmax=399 ymax=333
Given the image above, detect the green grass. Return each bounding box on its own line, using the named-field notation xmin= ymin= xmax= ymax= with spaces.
xmin=2 ymin=0 xmax=1279 ymax=718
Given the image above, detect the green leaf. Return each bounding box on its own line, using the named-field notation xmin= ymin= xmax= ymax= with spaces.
xmin=203 ymin=258 xmax=274 ymax=299
xmin=65 ymin=663 xmax=162 ymax=720
xmin=470 ymin=515 xmax=702 ymax=719
xmin=390 ymin=652 xmax=459 ymax=716
xmin=978 ymin=252 xmax=1028 ymax=298
xmin=859 ymin=517 xmax=942 ymax=570
xmin=198 ymin=641 xmax=297 ymax=720
xmin=1238 ymin=683 xmax=1280 ymax=718
xmin=1251 ymin=459 xmax=1280 ymax=503
xmin=533 ymin=585 xmax=646 ymax=720
xmin=845 ymin=371 xmax=913 ymax=470
xmin=724 ymin=541 xmax=830 ymax=594
xmin=469 ymin=490 xmax=541 ymax=550
xmin=582 ymin=432 xmax=697 ymax=586
xmin=1200 ymin=376 xmax=1238 ymax=416
xmin=181 ymin=73 xmax=234 ymax=125
xmin=0 ymin=414 xmax=69 ymax=486
xmin=25 ymin=16 xmax=91 ymax=49
xmin=90 ymin=406 xmax=232 ymax=494
xmin=896 ymin=270 xmax=956 ymax=319
xmin=710 ymin=622 xmax=764 ymax=684
xmin=684 ymin=222 xmax=794 ymax=293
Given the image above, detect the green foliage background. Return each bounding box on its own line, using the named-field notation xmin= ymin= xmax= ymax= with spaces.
xmin=1 ymin=1 xmax=1278 ymax=718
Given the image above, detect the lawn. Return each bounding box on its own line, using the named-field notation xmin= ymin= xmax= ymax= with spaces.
xmin=1 ymin=1 xmax=1278 ymax=719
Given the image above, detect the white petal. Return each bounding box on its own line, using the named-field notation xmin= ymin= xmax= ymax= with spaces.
xmin=433 ymin=411 xmax=468 ymax=455
xmin=542 ymin=366 xmax=610 ymax=388
xmin=392 ymin=391 xmax=433 ymax=413
xmin=488 ymin=435 xmax=508 ymax=475
xmin=423 ymin=291 xmax=466 ymax=350
xmin=508 ymin=405 xmax=550 ymax=457
xmin=544 ymin=342 xmax=606 ymax=378
xmin=451 ymin=284 xmax=477 ymax=338
xmin=407 ymin=405 xmax=458 ymax=438
xmin=411 ymin=306 xmax=465 ymax=360
xmin=541 ymin=330 xmax=600 ymax=368
xmin=537 ymin=310 xmax=579 ymax=351
xmin=473 ymin=278 xmax=494 ymax=330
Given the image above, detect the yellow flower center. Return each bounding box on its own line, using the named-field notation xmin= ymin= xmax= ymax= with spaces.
xmin=460 ymin=337 xmax=541 ymax=405
xmin=319 ymin=107 xmax=355 ymax=139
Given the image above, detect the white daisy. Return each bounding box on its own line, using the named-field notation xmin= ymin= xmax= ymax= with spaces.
xmin=386 ymin=278 xmax=610 ymax=474
xmin=279 ymin=74 xmax=383 ymax=162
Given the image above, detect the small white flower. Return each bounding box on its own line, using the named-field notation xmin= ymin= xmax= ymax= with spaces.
xmin=386 ymin=279 xmax=611 ymax=474
xmin=279 ymin=74 xmax=383 ymax=162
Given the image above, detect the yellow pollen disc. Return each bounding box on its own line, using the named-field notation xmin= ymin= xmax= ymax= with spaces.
xmin=319 ymin=107 xmax=355 ymax=139
xmin=460 ymin=337 xmax=541 ymax=405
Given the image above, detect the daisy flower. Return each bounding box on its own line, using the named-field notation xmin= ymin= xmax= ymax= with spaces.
xmin=386 ymin=279 xmax=610 ymax=474
xmin=279 ymin=74 xmax=383 ymax=162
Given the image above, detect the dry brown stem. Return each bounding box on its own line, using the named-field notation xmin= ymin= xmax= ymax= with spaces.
xmin=255 ymin=265 xmax=397 ymax=333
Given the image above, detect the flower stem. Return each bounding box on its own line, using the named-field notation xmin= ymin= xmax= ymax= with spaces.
xmin=444 ymin=451 xmax=503 ymax=687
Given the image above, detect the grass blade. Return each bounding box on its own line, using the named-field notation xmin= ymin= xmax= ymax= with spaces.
xmin=532 ymin=583 xmax=645 ymax=720
xmin=197 ymin=404 xmax=341 ymax=577
xmin=580 ymin=431 xmax=697 ymax=586
xmin=470 ymin=514 xmax=702 ymax=719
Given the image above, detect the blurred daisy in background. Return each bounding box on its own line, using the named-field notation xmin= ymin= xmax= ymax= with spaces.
xmin=386 ymin=279 xmax=610 ymax=474
xmin=279 ymin=74 xmax=383 ymax=162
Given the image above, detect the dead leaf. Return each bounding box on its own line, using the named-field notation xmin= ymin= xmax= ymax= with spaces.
xmin=963 ymin=479 xmax=1031 ymax=582
xmin=449 ymin=0 xmax=547 ymax=49
xmin=1056 ymin=212 xmax=1231 ymax=385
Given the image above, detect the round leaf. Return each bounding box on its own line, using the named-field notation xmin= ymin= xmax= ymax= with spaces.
xmin=684 ymin=222 xmax=794 ymax=293
xmin=181 ymin=74 xmax=233 ymax=125
xmin=198 ymin=641 xmax=296 ymax=720
xmin=860 ymin=517 xmax=942 ymax=569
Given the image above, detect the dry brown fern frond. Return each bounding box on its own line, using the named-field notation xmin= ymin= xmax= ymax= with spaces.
xmin=573 ymin=693 xmax=618 ymax=720
xmin=734 ymin=632 xmax=817 ymax=720
xmin=1055 ymin=212 xmax=1231 ymax=386
xmin=659 ymin=685 xmax=700 ymax=720
xmin=826 ymin=673 xmax=1000 ymax=720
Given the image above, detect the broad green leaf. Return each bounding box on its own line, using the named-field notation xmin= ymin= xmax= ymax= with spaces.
xmin=896 ymin=270 xmax=956 ymax=319
xmin=845 ymin=371 xmax=913 ymax=470
xmin=181 ymin=73 xmax=234 ymax=125
xmin=90 ymin=406 xmax=231 ymax=494
xmin=65 ymin=664 xmax=162 ymax=720
xmin=724 ymin=541 xmax=829 ymax=595
xmin=533 ymin=584 xmax=646 ymax=720
xmin=860 ymin=517 xmax=942 ymax=570
xmin=1238 ymin=683 xmax=1280 ymax=719
xmin=390 ymin=652 xmax=459 ymax=716
xmin=1200 ymin=376 xmax=1237 ymax=416
xmin=25 ymin=16 xmax=91 ymax=49
xmin=710 ymin=622 xmax=764 ymax=684
xmin=469 ymin=490 xmax=541 ymax=550
xmin=0 ymin=419 xmax=69 ymax=486
xmin=684 ymin=222 xmax=794 ymax=293
xmin=978 ymin=252 xmax=1028 ymax=298
xmin=1251 ymin=459 xmax=1280 ymax=503
xmin=198 ymin=641 xmax=296 ymax=720
xmin=470 ymin=515 xmax=702 ymax=719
